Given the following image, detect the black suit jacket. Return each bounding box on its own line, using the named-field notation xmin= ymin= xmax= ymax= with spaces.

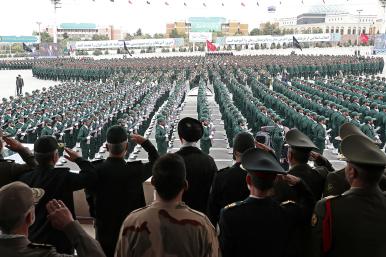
xmin=19 ymin=158 xmax=95 ymax=254
xmin=176 ymin=146 xmax=218 ymax=214
xmin=219 ymin=181 xmax=315 ymax=257
xmin=82 ymin=139 xmax=159 ymax=257
xmin=207 ymin=163 xmax=249 ymax=226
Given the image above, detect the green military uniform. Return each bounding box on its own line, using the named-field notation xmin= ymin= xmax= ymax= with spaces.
xmin=77 ymin=121 xmax=91 ymax=160
xmin=200 ymin=117 xmax=212 ymax=155
xmin=155 ymin=117 xmax=168 ymax=155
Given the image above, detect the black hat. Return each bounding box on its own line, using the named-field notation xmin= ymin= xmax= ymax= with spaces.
xmin=34 ymin=136 xmax=58 ymax=153
xmin=233 ymin=132 xmax=255 ymax=154
xmin=177 ymin=117 xmax=203 ymax=142
xmin=107 ymin=125 xmax=128 ymax=144
xmin=285 ymin=128 xmax=317 ymax=150
xmin=341 ymin=135 xmax=386 ymax=166
xmin=241 ymin=148 xmax=286 ymax=174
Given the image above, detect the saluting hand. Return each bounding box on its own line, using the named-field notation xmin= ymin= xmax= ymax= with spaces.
xmin=131 ymin=134 xmax=146 ymax=145
xmin=46 ymin=199 xmax=74 ymax=231
xmin=277 ymin=174 xmax=301 ymax=186
xmin=2 ymin=136 xmax=25 ymax=152
xmin=64 ymin=147 xmax=81 ymax=162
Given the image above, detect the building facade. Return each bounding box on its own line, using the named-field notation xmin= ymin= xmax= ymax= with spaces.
xmin=166 ymin=18 xmax=248 ymax=37
xmin=45 ymin=23 xmax=124 ymax=40
xmin=278 ymin=5 xmax=381 ymax=43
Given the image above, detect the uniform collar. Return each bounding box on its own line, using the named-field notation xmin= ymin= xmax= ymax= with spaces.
xmin=343 ymin=186 xmax=383 ymax=196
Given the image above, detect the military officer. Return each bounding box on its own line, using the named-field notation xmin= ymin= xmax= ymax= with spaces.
xmin=219 ymin=147 xmax=314 ymax=257
xmin=361 ymin=116 xmax=377 ymax=141
xmin=310 ymin=134 xmax=386 ymax=257
xmin=155 ymin=116 xmax=168 ymax=155
xmin=40 ymin=118 xmax=53 ymax=137
xmin=200 ymin=116 xmax=212 ymax=155
xmin=313 ymin=116 xmax=327 ymax=154
xmin=77 ymin=118 xmax=91 ymax=160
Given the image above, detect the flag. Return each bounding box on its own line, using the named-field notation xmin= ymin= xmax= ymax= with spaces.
xmin=123 ymin=41 xmax=132 ymax=56
xmin=128 ymin=0 xmax=132 ymax=4
xmin=360 ymin=33 xmax=369 ymax=44
xmin=222 ymin=2 xmax=224 ymax=6
xmin=164 ymin=1 xmax=169 ymax=5
xmin=22 ymin=43 xmax=32 ymax=53
xmin=293 ymin=36 xmax=302 ymax=51
xmin=206 ymin=40 xmax=217 ymax=52
xmin=203 ymin=2 xmax=206 ymax=7
xmin=146 ymin=1 xmax=150 ymax=4
xmin=241 ymin=2 xmax=245 ymax=7
xmin=256 ymin=1 xmax=259 ymax=6
xmin=184 ymin=2 xmax=187 ymax=6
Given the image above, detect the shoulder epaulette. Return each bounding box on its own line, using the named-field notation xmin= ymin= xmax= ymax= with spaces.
xmin=0 ymin=159 xmax=15 ymax=163
xmin=280 ymin=200 xmax=296 ymax=206
xmin=91 ymin=159 xmax=104 ymax=164
xmin=323 ymin=195 xmax=340 ymax=200
xmin=224 ymin=201 xmax=244 ymax=210
xmin=28 ymin=243 xmax=54 ymax=249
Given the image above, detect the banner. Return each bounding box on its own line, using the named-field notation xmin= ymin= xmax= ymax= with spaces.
xmin=189 ymin=32 xmax=212 ymax=43
xmin=0 ymin=35 xmax=40 ymax=43
xmin=69 ymin=38 xmax=184 ymax=50
xmin=39 ymin=43 xmax=59 ymax=57
xmin=374 ymin=34 xmax=386 ymax=52
xmin=217 ymin=33 xmax=340 ymax=46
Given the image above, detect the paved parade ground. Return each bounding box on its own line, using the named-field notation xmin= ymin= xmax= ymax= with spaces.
xmin=0 ymin=69 xmax=57 ymax=99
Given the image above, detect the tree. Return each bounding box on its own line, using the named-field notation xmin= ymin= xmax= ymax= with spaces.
xmin=33 ymin=31 xmax=53 ymax=43
xmin=153 ymin=33 xmax=165 ymax=39
xmin=135 ymin=28 xmax=143 ymax=37
xmin=170 ymin=28 xmax=182 ymax=38
xmin=250 ymin=28 xmax=261 ymax=36
xmin=125 ymin=33 xmax=134 ymax=40
xmin=260 ymin=22 xmax=282 ymax=35
xmin=11 ymin=43 xmax=23 ymax=53
xmin=91 ymin=34 xmax=109 ymax=41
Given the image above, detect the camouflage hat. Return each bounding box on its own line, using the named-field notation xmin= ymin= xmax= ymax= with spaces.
xmin=0 ymin=182 xmax=44 ymax=225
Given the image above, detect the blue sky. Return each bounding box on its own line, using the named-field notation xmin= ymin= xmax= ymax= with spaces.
xmin=0 ymin=0 xmax=383 ymax=35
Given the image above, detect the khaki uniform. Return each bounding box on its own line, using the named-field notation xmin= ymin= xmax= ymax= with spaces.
xmin=115 ymin=201 xmax=220 ymax=257
xmin=0 ymin=221 xmax=105 ymax=257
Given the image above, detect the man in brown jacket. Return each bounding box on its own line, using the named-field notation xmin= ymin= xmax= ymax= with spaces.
xmin=0 ymin=181 xmax=106 ymax=257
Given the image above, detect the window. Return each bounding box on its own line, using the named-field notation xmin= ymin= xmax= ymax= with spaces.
xmin=348 ymin=27 xmax=351 ymax=34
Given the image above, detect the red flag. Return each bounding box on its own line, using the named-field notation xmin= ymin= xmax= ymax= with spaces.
xmin=360 ymin=33 xmax=369 ymax=43
xmin=206 ymin=40 xmax=217 ymax=52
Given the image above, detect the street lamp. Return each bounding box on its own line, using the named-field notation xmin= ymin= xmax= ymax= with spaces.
xmin=380 ymin=0 xmax=386 ymax=34
xmin=356 ymin=9 xmax=363 ymax=54
xmin=36 ymin=22 xmax=42 ymax=38
xmin=50 ymin=0 xmax=62 ymax=44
